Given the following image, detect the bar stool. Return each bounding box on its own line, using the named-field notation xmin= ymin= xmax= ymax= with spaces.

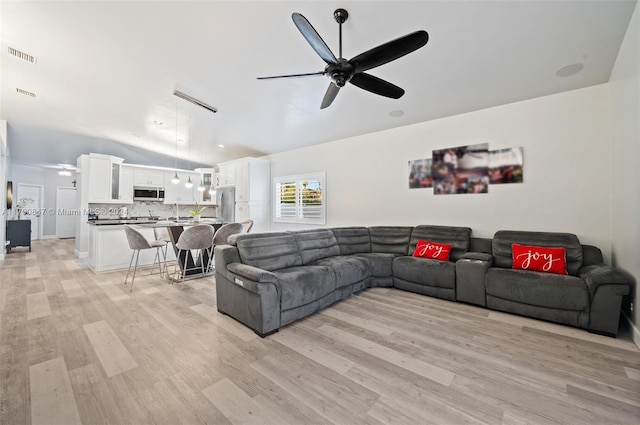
xmin=153 ymin=223 xmax=174 ymax=277
xmin=173 ymin=224 xmax=215 ymax=289
xmin=239 ymin=219 xmax=254 ymax=233
xmin=207 ymin=222 xmax=244 ymax=273
xmin=123 ymin=225 xmax=167 ymax=291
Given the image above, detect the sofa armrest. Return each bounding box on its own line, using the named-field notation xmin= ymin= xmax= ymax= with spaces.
xmin=579 ymin=264 xmax=630 ymax=298
xmin=226 ymin=263 xmax=281 ymax=298
xmin=459 ymin=252 xmax=494 ymax=263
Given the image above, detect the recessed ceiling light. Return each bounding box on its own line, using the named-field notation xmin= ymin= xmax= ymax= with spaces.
xmin=389 ymin=110 xmax=404 ymax=117
xmin=218 ymin=144 xmax=225 ymax=148
xmin=555 ymin=63 xmax=584 ymax=77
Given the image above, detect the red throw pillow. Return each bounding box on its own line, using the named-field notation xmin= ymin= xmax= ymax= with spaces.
xmin=512 ymin=244 xmax=568 ymax=275
xmin=413 ymin=240 xmax=453 ymax=261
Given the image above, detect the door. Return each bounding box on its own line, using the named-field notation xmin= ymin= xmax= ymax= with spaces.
xmin=56 ymin=187 xmax=77 ymax=238
xmin=17 ymin=183 xmax=43 ymax=240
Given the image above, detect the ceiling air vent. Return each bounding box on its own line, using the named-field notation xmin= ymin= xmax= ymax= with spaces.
xmin=8 ymin=47 xmax=37 ymax=64
xmin=16 ymin=88 xmax=36 ymax=97
xmin=173 ymin=90 xmax=218 ymax=114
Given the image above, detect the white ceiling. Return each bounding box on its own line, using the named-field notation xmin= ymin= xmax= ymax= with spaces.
xmin=1 ymin=1 xmax=636 ymax=171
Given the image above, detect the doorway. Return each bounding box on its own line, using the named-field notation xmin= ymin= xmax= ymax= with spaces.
xmin=16 ymin=183 xmax=44 ymax=240
xmin=56 ymin=187 xmax=77 ymax=238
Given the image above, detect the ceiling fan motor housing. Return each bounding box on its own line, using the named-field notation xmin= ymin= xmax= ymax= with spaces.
xmin=326 ymin=59 xmax=354 ymax=87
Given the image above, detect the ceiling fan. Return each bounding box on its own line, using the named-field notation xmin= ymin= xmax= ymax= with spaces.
xmin=258 ymin=9 xmax=429 ymax=109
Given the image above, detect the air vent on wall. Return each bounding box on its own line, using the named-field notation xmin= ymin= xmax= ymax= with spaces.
xmin=173 ymin=90 xmax=218 ymax=114
xmin=8 ymin=47 xmax=37 ymax=64
xmin=16 ymin=88 xmax=36 ymax=97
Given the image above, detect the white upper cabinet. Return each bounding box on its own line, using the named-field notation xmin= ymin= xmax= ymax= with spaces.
xmin=133 ymin=170 xmax=165 ymax=187
xmin=163 ymin=171 xmax=201 ymax=204
xmin=119 ymin=166 xmax=134 ymax=203
xmin=216 ymin=162 xmax=237 ymax=187
xmin=235 ymin=158 xmax=270 ymax=203
xmin=88 ymin=154 xmax=127 ymax=204
xmin=196 ymin=168 xmax=216 ymax=205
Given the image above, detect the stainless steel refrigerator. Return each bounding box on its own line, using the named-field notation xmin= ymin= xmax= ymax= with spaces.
xmin=216 ymin=186 xmax=235 ymax=223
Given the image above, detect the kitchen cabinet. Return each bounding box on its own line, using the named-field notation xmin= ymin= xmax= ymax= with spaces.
xmin=217 ymin=157 xmax=270 ymax=231
xmin=235 ymin=202 xmax=269 ymax=233
xmin=163 ymin=171 xmax=201 ymax=204
xmin=196 ymin=168 xmax=216 ymax=205
xmin=88 ymin=224 xmax=175 ymax=272
xmin=133 ymin=170 xmax=165 ymax=187
xmin=88 ymin=154 xmax=126 ymax=203
xmin=119 ymin=166 xmax=134 ymax=203
xmin=216 ymin=162 xmax=236 ymax=187
xmin=235 ymin=158 xmax=270 ymax=203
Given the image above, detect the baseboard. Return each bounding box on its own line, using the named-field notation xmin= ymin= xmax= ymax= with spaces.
xmin=41 ymin=235 xmax=58 ymax=240
xmin=75 ymin=249 xmax=88 ymax=259
xmin=623 ymin=311 xmax=640 ymax=350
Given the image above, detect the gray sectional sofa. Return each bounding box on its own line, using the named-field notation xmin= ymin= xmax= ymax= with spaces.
xmin=214 ymin=226 xmax=630 ymax=337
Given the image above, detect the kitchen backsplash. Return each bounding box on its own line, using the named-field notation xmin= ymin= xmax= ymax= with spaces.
xmin=89 ymin=201 xmax=217 ymax=219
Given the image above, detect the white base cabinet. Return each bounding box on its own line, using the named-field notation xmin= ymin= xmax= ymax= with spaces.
xmin=235 ymin=202 xmax=269 ymax=233
xmin=88 ymin=225 xmax=176 ymax=273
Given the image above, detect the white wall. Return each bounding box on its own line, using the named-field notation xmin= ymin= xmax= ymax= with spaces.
xmin=10 ymin=164 xmax=78 ymax=237
xmin=266 ymin=84 xmax=614 ymax=261
xmin=609 ymin=3 xmax=640 ymax=333
xmin=0 ymin=120 xmax=7 ymax=258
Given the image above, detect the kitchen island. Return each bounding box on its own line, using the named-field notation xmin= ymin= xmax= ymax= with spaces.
xmin=86 ymin=218 xmax=223 ymax=273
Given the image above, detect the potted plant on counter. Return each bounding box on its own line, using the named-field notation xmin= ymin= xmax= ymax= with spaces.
xmin=189 ymin=204 xmax=207 ymax=222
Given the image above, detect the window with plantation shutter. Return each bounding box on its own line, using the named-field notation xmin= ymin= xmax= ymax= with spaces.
xmin=274 ymin=172 xmax=325 ymax=224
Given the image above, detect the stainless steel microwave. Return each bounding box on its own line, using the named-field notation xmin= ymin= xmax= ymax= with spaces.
xmin=133 ymin=187 xmax=165 ymax=201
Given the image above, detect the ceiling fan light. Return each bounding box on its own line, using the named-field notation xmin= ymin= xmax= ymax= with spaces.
xmin=171 ymin=172 xmax=181 ymax=184
xmin=185 ymin=176 xmax=193 ymax=189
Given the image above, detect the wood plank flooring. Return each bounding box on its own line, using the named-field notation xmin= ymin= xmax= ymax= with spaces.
xmin=1 ymin=238 xmax=639 ymax=425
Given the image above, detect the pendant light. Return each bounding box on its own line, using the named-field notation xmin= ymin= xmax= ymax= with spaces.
xmin=171 ymin=105 xmax=181 ymax=184
xmin=185 ymin=107 xmax=193 ymax=189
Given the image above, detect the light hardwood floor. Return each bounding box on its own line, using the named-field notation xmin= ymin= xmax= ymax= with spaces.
xmin=1 ymin=238 xmax=639 ymax=425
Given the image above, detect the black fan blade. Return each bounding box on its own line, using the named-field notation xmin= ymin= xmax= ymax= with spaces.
xmin=350 ymin=30 xmax=428 ymax=73
xmin=292 ymin=12 xmax=337 ymax=65
xmin=320 ymin=83 xmax=340 ymax=109
xmin=350 ymin=73 xmax=405 ymax=99
xmin=257 ymin=71 xmax=325 ymax=80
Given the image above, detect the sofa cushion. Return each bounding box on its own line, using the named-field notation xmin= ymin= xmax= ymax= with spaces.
xmin=412 ymin=240 xmax=453 ymax=261
xmin=332 ymin=227 xmax=371 ymax=255
xmin=369 ymin=226 xmax=413 ymax=255
xmin=354 ymin=253 xmax=401 ymax=277
xmin=512 ymin=244 xmax=568 ymax=275
xmin=290 ymin=229 xmax=341 ymax=264
xmin=312 ymin=256 xmax=371 ymax=289
xmin=273 ymin=265 xmax=336 ymax=310
xmin=410 ymin=225 xmax=471 ymax=262
xmin=485 ymin=268 xmax=589 ymax=311
xmin=393 ymin=256 xmax=456 ymax=289
xmin=235 ymin=232 xmax=302 ymax=271
xmin=492 ymin=230 xmax=583 ymax=276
